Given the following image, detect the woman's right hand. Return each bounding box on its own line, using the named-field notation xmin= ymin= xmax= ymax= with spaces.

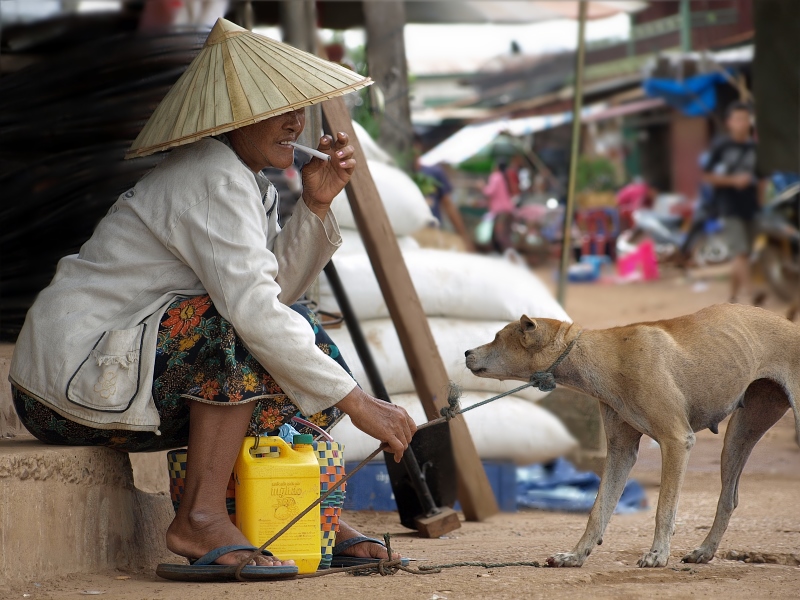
xmin=335 ymin=387 xmax=417 ymax=462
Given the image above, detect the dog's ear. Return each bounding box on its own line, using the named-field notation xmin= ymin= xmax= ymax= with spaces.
xmin=520 ymin=315 xmax=540 ymax=347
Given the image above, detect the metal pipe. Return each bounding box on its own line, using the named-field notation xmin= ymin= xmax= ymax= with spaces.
xmin=557 ymin=0 xmax=588 ymax=307
xmin=680 ymin=0 xmax=692 ymax=53
xmin=323 ymin=261 xmax=391 ymax=401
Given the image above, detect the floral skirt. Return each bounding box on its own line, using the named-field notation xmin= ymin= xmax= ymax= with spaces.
xmin=12 ymin=297 xmax=352 ymax=452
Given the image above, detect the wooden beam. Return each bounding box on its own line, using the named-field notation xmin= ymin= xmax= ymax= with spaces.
xmin=321 ymin=97 xmax=499 ymax=521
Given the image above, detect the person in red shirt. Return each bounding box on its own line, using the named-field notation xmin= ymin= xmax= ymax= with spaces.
xmin=483 ymin=160 xmax=518 ymax=252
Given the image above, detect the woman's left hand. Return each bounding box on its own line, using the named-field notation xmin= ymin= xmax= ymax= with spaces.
xmin=301 ymin=132 xmax=356 ymax=219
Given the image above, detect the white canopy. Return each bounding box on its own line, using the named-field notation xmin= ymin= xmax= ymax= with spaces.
xmin=419 ymin=103 xmax=607 ymax=167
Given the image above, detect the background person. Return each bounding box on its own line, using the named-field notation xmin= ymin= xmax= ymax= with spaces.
xmin=482 ymin=160 xmax=518 ymax=253
xmin=413 ymin=143 xmax=475 ymax=251
xmin=702 ymin=101 xmax=764 ymax=302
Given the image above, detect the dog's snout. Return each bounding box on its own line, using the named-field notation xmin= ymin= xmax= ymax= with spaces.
xmin=464 ymin=349 xmax=473 ymax=358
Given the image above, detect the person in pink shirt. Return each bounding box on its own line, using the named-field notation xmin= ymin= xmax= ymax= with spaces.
xmin=616 ymin=177 xmax=655 ymax=211
xmin=483 ymin=160 xmax=517 ymax=251
xmin=484 ymin=161 xmax=517 ymax=214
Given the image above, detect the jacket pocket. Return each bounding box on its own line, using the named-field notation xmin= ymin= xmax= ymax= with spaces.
xmin=66 ymin=325 xmax=146 ymax=412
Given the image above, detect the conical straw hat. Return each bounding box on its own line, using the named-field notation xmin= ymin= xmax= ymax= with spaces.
xmin=126 ymin=18 xmax=371 ymax=159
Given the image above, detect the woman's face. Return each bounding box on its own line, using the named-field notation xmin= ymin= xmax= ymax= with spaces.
xmin=233 ymin=108 xmax=306 ymax=171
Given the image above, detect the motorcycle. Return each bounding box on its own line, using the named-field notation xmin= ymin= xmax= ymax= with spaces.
xmin=752 ymin=182 xmax=800 ymax=311
xmin=616 ymin=205 xmax=731 ymax=266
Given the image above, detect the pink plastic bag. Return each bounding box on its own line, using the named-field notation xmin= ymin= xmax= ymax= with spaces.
xmin=616 ymin=240 xmax=659 ymax=281
xmin=638 ymin=240 xmax=659 ymax=280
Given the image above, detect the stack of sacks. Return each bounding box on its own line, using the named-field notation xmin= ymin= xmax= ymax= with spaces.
xmin=321 ymin=252 xmax=577 ymax=464
xmin=321 ymin=127 xmax=577 ymax=465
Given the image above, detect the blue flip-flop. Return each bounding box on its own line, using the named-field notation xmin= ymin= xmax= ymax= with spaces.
xmin=329 ymin=536 xmax=410 ymax=569
xmin=156 ymin=545 xmax=298 ymax=582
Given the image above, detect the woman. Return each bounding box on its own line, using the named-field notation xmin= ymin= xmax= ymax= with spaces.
xmin=8 ymin=19 xmax=416 ymax=576
xmin=483 ymin=160 xmax=517 ymax=252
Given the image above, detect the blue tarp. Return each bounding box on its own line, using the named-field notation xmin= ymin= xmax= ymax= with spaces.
xmin=644 ymin=72 xmax=728 ymax=117
xmin=516 ymin=457 xmax=648 ymax=514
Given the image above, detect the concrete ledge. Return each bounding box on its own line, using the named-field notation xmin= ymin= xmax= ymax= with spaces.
xmin=1 ymin=344 xmax=176 ymax=583
xmin=0 ymin=440 xmax=175 ymax=585
xmin=130 ymin=451 xmax=171 ymax=494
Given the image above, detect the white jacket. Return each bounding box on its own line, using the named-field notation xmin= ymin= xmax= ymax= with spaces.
xmin=9 ymin=138 xmax=357 ymax=432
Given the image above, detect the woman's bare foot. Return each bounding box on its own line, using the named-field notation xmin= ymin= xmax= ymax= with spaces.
xmin=166 ymin=510 xmax=295 ymax=567
xmin=334 ymin=520 xmax=401 ymax=560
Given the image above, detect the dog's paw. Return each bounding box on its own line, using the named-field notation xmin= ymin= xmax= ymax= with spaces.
xmin=637 ymin=550 xmax=669 ymax=568
xmin=681 ymin=548 xmax=714 ymax=564
xmin=546 ymin=552 xmax=585 ymax=568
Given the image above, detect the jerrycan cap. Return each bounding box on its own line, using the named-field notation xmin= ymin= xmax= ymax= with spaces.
xmin=293 ymin=434 xmax=314 ymax=445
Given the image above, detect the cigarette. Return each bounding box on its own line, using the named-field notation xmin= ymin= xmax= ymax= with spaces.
xmin=289 ymin=142 xmax=331 ymax=161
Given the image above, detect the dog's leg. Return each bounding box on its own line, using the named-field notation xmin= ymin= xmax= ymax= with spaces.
xmin=638 ymin=426 xmax=695 ymax=568
xmin=683 ymin=380 xmax=789 ymax=564
xmin=547 ymin=404 xmax=642 ymax=567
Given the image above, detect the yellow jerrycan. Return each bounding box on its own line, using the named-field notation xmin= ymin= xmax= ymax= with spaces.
xmin=234 ymin=434 xmax=321 ymax=574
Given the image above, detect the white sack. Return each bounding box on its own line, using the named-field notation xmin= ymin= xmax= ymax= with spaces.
xmin=320 ymin=249 xmax=571 ymax=323
xmin=329 ymin=392 xmax=577 ymax=465
xmin=352 ymin=121 xmax=395 ymax=166
xmin=335 ymin=228 xmax=420 ymax=256
xmin=330 ymin=160 xmax=438 ymax=236
xmin=327 ymin=318 xmax=551 ymax=403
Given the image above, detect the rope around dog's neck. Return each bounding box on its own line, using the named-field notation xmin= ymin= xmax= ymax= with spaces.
xmin=528 ymin=329 xmax=582 ymax=393
xmin=233 ymin=330 xmax=582 ymax=579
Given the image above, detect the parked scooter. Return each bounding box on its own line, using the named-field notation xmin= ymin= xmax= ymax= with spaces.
xmin=752 ymin=182 xmax=800 ymax=316
xmin=616 ymin=205 xmax=730 ymax=266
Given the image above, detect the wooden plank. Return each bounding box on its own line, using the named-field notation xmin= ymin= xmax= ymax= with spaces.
xmin=321 ymin=98 xmax=499 ymax=521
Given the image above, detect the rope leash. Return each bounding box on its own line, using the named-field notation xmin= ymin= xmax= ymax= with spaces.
xmin=294 ymin=533 xmax=542 ymax=579
xmin=234 ymin=331 xmax=582 ymax=580
xmin=379 ymin=531 xmax=533 ymax=575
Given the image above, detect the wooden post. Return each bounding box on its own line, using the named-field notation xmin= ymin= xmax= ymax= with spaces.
xmin=557 ymin=1 xmax=588 ymax=307
xmin=280 ymin=1 xmax=323 ymax=148
xmin=280 ymin=1 xmax=315 ymax=51
xmin=238 ymin=1 xmax=254 ymax=31
xmin=321 ymin=97 xmax=499 ymax=521
xmin=363 ymin=0 xmax=414 ymax=170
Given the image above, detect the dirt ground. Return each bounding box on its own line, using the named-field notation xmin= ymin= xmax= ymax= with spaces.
xmin=4 ymin=264 xmax=799 ymax=599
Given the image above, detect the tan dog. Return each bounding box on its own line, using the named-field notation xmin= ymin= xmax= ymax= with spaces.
xmin=465 ymin=303 xmax=800 ymax=568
